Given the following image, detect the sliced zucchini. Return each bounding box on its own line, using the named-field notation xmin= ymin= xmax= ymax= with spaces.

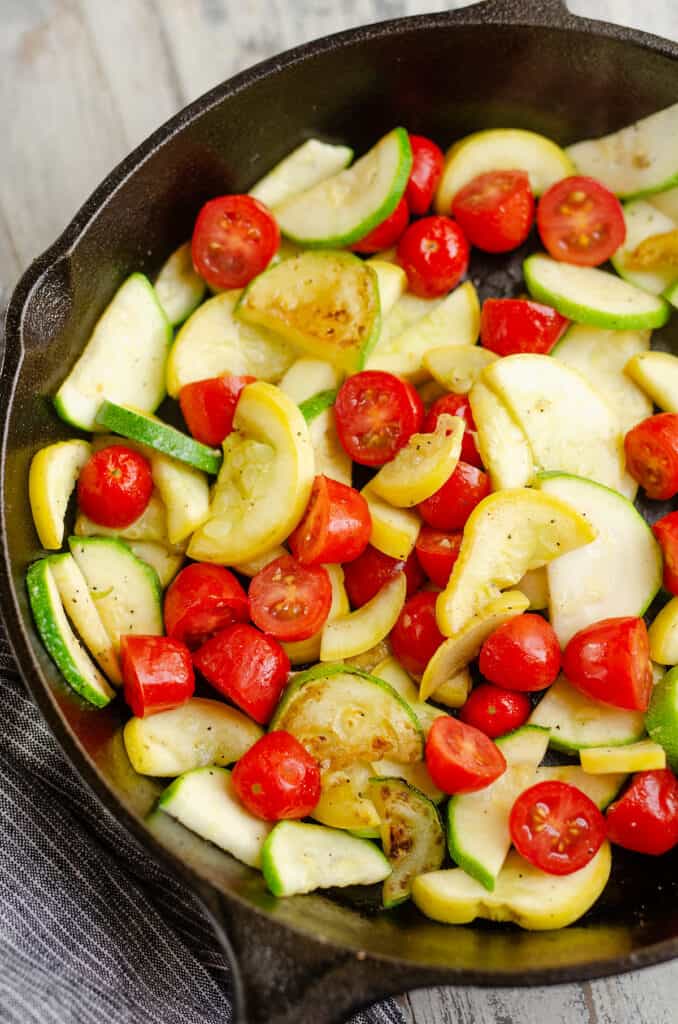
xmin=468 ymin=380 xmax=533 ymax=491
xmin=54 ymin=274 xmax=171 ymax=431
xmin=373 ymin=290 xmax=441 ymax=360
xmin=368 ymin=413 xmax=463 ymax=507
xmin=249 ymin=138 xmax=354 ymax=209
xmin=423 ymin=345 xmax=498 ymax=395
xmin=372 ymin=655 xmax=447 ymax=734
xmin=320 ymin=573 xmax=407 ymax=662
xmin=626 ymin=350 xmax=678 ymax=413
xmin=370 ymin=758 xmax=444 ymax=805
xmin=96 ymin=401 xmax=221 ymax=475
xmin=275 ymin=127 xmax=411 ymax=247
xmin=125 ymin=541 xmax=183 ymax=587
xmin=646 ymin=666 xmax=678 ymax=769
xmin=154 ymin=241 xmax=206 ymax=326
xmin=518 ymin=567 xmax=549 ymax=611
xmin=279 ymin=357 xmax=341 ymax=404
xmin=261 ymin=820 xmax=391 ymax=897
xmin=580 ymin=739 xmax=665 ymax=774
xmin=29 ymin=440 xmax=91 ymax=550
xmin=534 ymin=765 xmax=625 ymax=810
xmin=312 ymin=762 xmax=380 ymax=833
xmin=611 ymin=200 xmax=677 ymax=295
xmin=361 ymin=485 xmax=421 ymax=561
xmin=369 ymin=259 xmax=407 ymax=317
xmin=297 ymin=390 xmax=337 ymax=422
xmin=649 ymin=596 xmax=678 ymax=665
xmin=124 ymin=698 xmax=262 ymax=776
xmin=237 ymin=251 xmax=381 ymax=373
xmin=566 ymin=103 xmax=678 ymax=198
xmin=649 ymin=185 xmax=678 ymax=221
xmin=524 ymin=254 xmax=670 ymax=330
xmin=74 ymin=491 xmax=177 ymax=549
xmin=158 ymin=766 xmax=271 ymax=868
xmin=283 ymin=563 xmax=349 ymax=666
xmin=529 ymin=675 xmax=646 ymax=752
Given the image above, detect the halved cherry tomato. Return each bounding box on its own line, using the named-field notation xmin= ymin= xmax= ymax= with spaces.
xmin=426 ymin=716 xmax=506 ymax=795
xmin=459 ymin=683 xmax=531 ymax=739
xmin=452 ymin=170 xmax=535 ymax=253
xmin=191 ymin=194 xmax=280 ymax=290
xmin=606 ymin=770 xmax=678 ymax=855
xmin=652 ymin=510 xmax=678 ymax=595
xmin=120 ymin=635 xmax=194 ymax=718
xmin=179 ymin=374 xmax=255 ymax=446
xmin=625 ymin=413 xmax=678 ymax=501
xmin=390 ymin=590 xmax=445 ymax=677
xmin=351 ymin=196 xmax=409 ymax=253
xmin=232 ymin=731 xmax=321 ymax=820
xmin=562 ymin=616 xmax=652 ymax=712
xmin=334 ymin=370 xmax=424 ymax=467
xmin=423 ymin=393 xmax=482 ymax=467
xmin=479 ymin=614 xmax=561 ymax=693
xmin=343 ymin=545 xmax=424 ymax=609
xmin=415 ymin=527 xmax=463 ymax=588
xmin=288 ymin=475 xmax=371 ymax=566
xmin=510 ymin=780 xmax=606 ymax=875
xmin=77 ymin=445 xmax=153 ymax=529
xmin=406 ymin=134 xmax=444 ymax=215
xmin=397 ymin=216 xmax=470 ymax=298
xmin=537 ymin=175 xmax=626 ymax=267
xmin=417 ymin=460 xmax=490 ymax=531
xmin=480 ymin=298 xmax=569 ymax=357
xmin=193 ymin=623 xmax=290 ymax=724
xmin=249 ymin=555 xmax=332 ymax=642
xmin=164 ymin=563 xmax=249 ymax=650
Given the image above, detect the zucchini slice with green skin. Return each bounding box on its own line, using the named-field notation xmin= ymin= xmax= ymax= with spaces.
xmin=54 ymin=273 xmax=171 ymax=431
xmin=270 ymin=662 xmax=424 ymax=769
xmin=154 ymin=241 xmax=206 ymax=326
xmin=611 ymin=200 xmax=677 ymax=296
xmin=524 ymin=254 xmax=670 ymax=330
xmin=96 ymin=401 xmax=222 ymax=475
xmin=275 ymin=127 xmax=412 ymax=247
xmin=646 ymin=666 xmax=678 ymax=771
xmin=298 ymin=389 xmax=337 ymax=423
xmin=261 ymin=820 xmax=390 ymax=897
xmin=48 ymin=553 xmax=121 ymax=685
xmin=249 ymin=138 xmax=354 ymax=210
xmin=369 ymin=777 xmax=445 ymax=908
xmin=529 ymin=675 xmax=646 ymax=752
xmin=534 ymin=765 xmax=625 ymax=811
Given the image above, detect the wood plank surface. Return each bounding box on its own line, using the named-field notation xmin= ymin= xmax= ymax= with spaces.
xmin=3 ymin=2 xmax=678 ymax=1023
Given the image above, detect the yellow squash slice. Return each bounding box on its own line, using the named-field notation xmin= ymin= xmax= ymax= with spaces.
xmin=580 ymin=740 xmax=665 ymax=774
xmin=626 ymin=350 xmax=678 ymax=413
xmin=469 ymin=380 xmax=534 ymax=491
xmin=312 ymin=762 xmax=381 ymax=833
xmin=424 ymin=345 xmax=498 ymax=394
xmin=361 ymin=485 xmax=421 ymax=560
xmin=320 ymin=573 xmax=407 ymax=662
xmin=283 ymin=564 xmax=349 ymax=666
xmin=29 ymin=440 xmax=91 ymax=550
xmin=369 ymin=414 xmax=464 ymax=507
xmin=648 ymin=596 xmax=678 ymax=665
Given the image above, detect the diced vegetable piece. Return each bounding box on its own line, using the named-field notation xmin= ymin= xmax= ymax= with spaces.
xmin=626 ymin=350 xmax=678 ymax=414
xmin=369 ymin=414 xmax=464 ymax=507
xmin=320 ymin=574 xmax=407 ymax=662
xmin=369 ymin=259 xmax=407 ymax=317
xmin=48 ymin=553 xmax=121 ymax=684
xmin=424 ymin=346 xmax=498 ymax=395
xmin=361 ymin=485 xmax=421 ymax=561
xmin=529 ymin=675 xmax=646 ymax=752
xmin=249 ymin=138 xmax=354 ymax=209
xmin=154 ymin=241 xmax=206 ymax=326
xmin=580 ymin=740 xmax=665 ymax=774
xmin=29 ymin=440 xmax=91 ymax=550
xmin=468 ymin=380 xmax=533 ymax=491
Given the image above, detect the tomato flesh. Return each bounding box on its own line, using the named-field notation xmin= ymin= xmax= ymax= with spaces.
xmin=625 ymin=413 xmax=678 ymax=501
xmin=232 ymin=731 xmax=321 ymax=820
xmin=193 ymin=623 xmax=290 ymax=724
xmin=452 ymin=170 xmax=535 ymax=253
xmin=351 ymin=196 xmax=409 ymax=253
xmin=537 ymin=175 xmax=626 ymax=267
xmin=562 ymin=616 xmax=652 ymax=712
xmin=397 ymin=215 xmax=470 ymax=298
xmin=510 ymin=780 xmax=606 ymax=875
xmin=406 ymin=134 xmax=444 ymax=215
xmin=480 ymin=298 xmax=568 ymax=357
xmin=459 ymin=683 xmax=531 ymax=739
xmin=652 ymin=510 xmax=678 ymax=595
xmin=415 ymin=527 xmax=463 ymax=589
xmin=343 ymin=545 xmax=424 ymax=609
xmin=418 ymin=460 xmax=490 ymax=531
xmin=179 ymin=374 xmax=255 ymax=446
xmin=426 ymin=716 xmax=506 ymax=795
xmin=191 ymin=194 xmax=280 ymax=290
xmin=335 ymin=370 xmax=424 ymax=467
xmin=288 ymin=475 xmax=371 ymax=566
xmin=77 ymin=445 xmax=153 ymax=529
xmin=423 ymin=392 xmax=481 ymax=467
xmin=120 ymin=635 xmax=194 ymax=718
xmin=390 ymin=590 xmax=445 ymax=677
xmin=164 ymin=563 xmax=249 ymax=650
xmin=479 ymin=613 xmax=561 ymax=692
xmin=606 ymin=770 xmax=678 ymax=855
xmin=248 ymin=555 xmax=332 ymax=642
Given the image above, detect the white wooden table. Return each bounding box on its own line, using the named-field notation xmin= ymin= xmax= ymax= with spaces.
xmin=2 ymin=1 xmax=678 ymax=1021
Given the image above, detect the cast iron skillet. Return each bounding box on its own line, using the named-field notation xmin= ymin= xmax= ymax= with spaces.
xmin=4 ymin=0 xmax=678 ymax=1020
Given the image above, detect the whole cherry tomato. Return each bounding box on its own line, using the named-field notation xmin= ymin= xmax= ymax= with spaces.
xmin=192 ymin=194 xmax=279 ymax=290
xmin=390 ymin=590 xmax=445 ymax=677
xmin=249 ymin=555 xmax=332 ymax=642
xmin=179 ymin=374 xmax=255 ymax=446
xmin=288 ymin=475 xmax=371 ymax=566
xmin=606 ymin=770 xmax=678 ymax=855
xmin=343 ymin=545 xmax=424 ymax=609
xmin=625 ymin=413 xmax=678 ymax=501
xmin=232 ymin=731 xmax=321 ymax=820
xmin=459 ymin=683 xmax=532 ymax=738
xmin=537 ymin=175 xmax=626 ymax=266
xmin=77 ymin=445 xmax=153 ymax=529
xmin=652 ymin=510 xmax=678 ymax=595
xmin=480 ymin=298 xmax=569 ymax=357
xmin=164 ymin=563 xmax=249 ymax=650
xmin=452 ymin=170 xmax=535 ymax=253
xmin=415 ymin=527 xmax=463 ymax=589
xmin=335 ymin=370 xmax=424 ymax=467
xmin=426 ymin=716 xmax=506 ymax=795
xmin=397 ymin=216 xmax=470 ymax=298
xmin=351 ymin=196 xmax=409 ymax=253
xmin=423 ymin=392 xmax=482 ymax=466
xmin=120 ymin=635 xmax=194 ymax=718
xmin=510 ymin=781 xmax=607 ymax=875
xmin=418 ymin=461 xmax=490 ymax=531
xmin=406 ymin=134 xmax=444 ymax=215
xmin=479 ymin=614 xmax=561 ymax=692
xmin=562 ymin=616 xmax=652 ymax=711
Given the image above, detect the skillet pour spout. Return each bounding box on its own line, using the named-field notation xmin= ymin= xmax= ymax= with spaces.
xmin=4 ymin=0 xmax=678 ymax=1020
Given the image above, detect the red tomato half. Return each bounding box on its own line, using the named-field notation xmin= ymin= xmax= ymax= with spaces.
xmin=625 ymin=413 xmax=678 ymax=501
xmin=351 ymin=196 xmax=409 ymax=253
xmin=480 ymin=298 xmax=569 ymax=357
xmin=452 ymin=170 xmax=535 ymax=253
xmin=537 ymin=175 xmax=626 ymax=266
xmin=406 ymin=134 xmax=444 ymax=215
xmin=120 ymin=635 xmax=194 ymax=718
xmin=415 ymin=527 xmax=463 ymax=589
xmin=562 ymin=616 xmax=652 ymax=712
xmin=343 ymin=545 xmax=424 ymax=609
xmin=652 ymin=510 xmax=678 ymax=595
xmin=335 ymin=370 xmax=424 ymax=467
xmin=288 ymin=475 xmax=371 ymax=566
xmin=77 ymin=445 xmax=153 ymax=529
xmin=390 ymin=591 xmax=444 ymax=677
xmin=418 ymin=461 xmax=490 ymax=531
xmin=426 ymin=716 xmax=506 ymax=795
xmin=192 ymin=194 xmax=279 ymax=290
xmin=510 ymin=781 xmax=606 ymax=875
xmin=232 ymin=731 xmax=321 ymax=820
xmin=479 ymin=614 xmax=561 ymax=692
xmin=164 ymin=563 xmax=249 ymax=650
xmin=423 ymin=392 xmax=481 ymax=467
xmin=459 ymin=684 xmax=531 ymax=739
xmin=606 ymin=770 xmax=678 ymax=855
xmin=249 ymin=555 xmax=332 ymax=642
xmin=397 ymin=216 xmax=470 ymax=298
xmin=193 ymin=623 xmax=290 ymax=724
xmin=179 ymin=374 xmax=255 ymax=446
